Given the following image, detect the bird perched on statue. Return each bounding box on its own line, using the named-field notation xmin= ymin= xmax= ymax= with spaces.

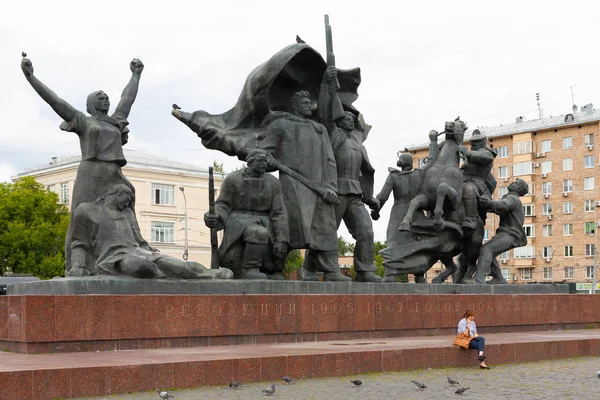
xmin=155 ymin=389 xmax=174 ymax=399
xmin=283 ymin=376 xmax=295 ymax=384
xmin=172 ymin=104 xmax=181 ymax=110
xmin=447 ymin=377 xmax=459 ymax=386
xmin=22 ymin=51 xmax=27 ymax=58
xmin=296 ymin=35 xmax=305 ymax=43
xmin=229 ymin=381 xmax=241 ymax=389
xmin=411 ymin=380 xmax=427 ymax=390
xmin=455 ymin=387 xmax=470 ymax=395
xmin=350 ymin=379 xmax=362 ymax=386
xmin=261 ymin=384 xmax=276 ymax=395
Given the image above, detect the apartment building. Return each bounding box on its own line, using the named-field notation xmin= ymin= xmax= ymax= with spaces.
xmin=14 ymin=150 xmax=224 ymax=267
xmin=408 ymin=104 xmax=600 ymax=287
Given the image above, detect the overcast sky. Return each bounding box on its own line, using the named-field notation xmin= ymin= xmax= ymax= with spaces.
xmin=2 ymin=0 xmax=600 ymax=241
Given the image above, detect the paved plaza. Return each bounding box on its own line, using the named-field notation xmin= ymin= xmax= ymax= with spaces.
xmin=73 ymin=357 xmax=600 ymax=400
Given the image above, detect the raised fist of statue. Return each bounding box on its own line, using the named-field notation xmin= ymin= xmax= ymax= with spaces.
xmin=130 ymin=58 xmax=144 ymax=74
xmin=204 ymin=212 xmax=219 ymax=228
xmin=324 ymin=66 xmax=338 ymax=82
xmin=428 ymin=130 xmax=439 ymax=142
xmin=322 ymin=188 xmax=340 ymax=204
xmin=21 ymin=57 xmax=34 ymax=77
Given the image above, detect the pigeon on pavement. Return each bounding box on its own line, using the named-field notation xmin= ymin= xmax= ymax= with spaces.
xmin=350 ymin=379 xmax=362 ymax=386
xmin=155 ymin=389 xmax=174 ymax=399
xmin=411 ymin=380 xmax=427 ymax=389
xmin=262 ymin=384 xmax=276 ymax=395
xmin=283 ymin=376 xmax=295 ymax=384
xmin=597 ymin=370 xmax=600 ymax=379
xmin=229 ymin=381 xmax=241 ymax=389
xmin=447 ymin=377 xmax=459 ymax=386
xmin=455 ymin=387 xmax=470 ymax=395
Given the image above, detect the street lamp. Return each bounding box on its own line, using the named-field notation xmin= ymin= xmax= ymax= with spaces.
xmin=179 ymin=186 xmax=188 ymax=260
xmin=594 ymin=219 xmax=598 ymax=294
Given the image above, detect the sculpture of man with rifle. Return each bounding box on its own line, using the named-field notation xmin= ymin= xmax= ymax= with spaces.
xmin=204 ymin=149 xmax=289 ymax=279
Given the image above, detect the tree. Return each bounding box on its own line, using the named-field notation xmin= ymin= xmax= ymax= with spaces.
xmin=282 ymin=249 xmax=303 ymax=279
xmin=338 ymin=236 xmax=355 ymax=257
xmin=0 ymin=176 xmax=69 ymax=278
xmin=212 ymin=160 xmax=225 ymax=173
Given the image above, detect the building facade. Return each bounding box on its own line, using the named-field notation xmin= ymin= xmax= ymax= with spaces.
xmin=408 ymin=104 xmax=600 ymax=285
xmin=14 ymin=150 xmax=224 ymax=268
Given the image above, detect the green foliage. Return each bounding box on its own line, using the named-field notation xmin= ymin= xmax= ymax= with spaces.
xmin=372 ymin=240 xmax=407 ymax=281
xmin=0 ymin=176 xmax=69 ymax=279
xmin=338 ymin=236 xmax=355 ymax=257
xmin=283 ymin=249 xmax=303 ymax=279
xmin=212 ymin=160 xmax=225 ymax=173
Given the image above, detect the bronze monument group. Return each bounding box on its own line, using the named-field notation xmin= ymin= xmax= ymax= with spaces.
xmin=20 ymin=17 xmax=528 ymax=284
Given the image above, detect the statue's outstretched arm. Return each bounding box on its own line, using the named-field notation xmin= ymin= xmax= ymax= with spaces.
xmin=21 ymin=57 xmax=78 ymax=122
xmin=113 ymin=59 xmax=144 ymax=120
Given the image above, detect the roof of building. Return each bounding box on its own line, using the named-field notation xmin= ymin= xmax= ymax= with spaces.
xmin=16 ymin=150 xmax=216 ymax=177
xmin=406 ymin=104 xmax=600 ymax=151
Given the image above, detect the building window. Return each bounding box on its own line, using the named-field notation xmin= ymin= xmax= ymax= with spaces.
xmin=520 ymin=268 xmax=533 ymax=280
xmin=586 ymin=266 xmax=595 ymax=279
xmin=542 ymin=224 xmax=552 ymax=237
xmin=151 ymin=222 xmax=175 ymax=243
xmin=564 ymin=245 xmax=574 ymax=257
xmin=584 ymin=155 xmax=595 ymax=168
xmin=562 ymin=158 xmax=573 ymax=171
xmin=513 ymin=162 xmax=533 ymax=176
xmin=523 ymin=204 xmax=535 ymax=216
xmin=417 ymin=158 xmax=427 ymax=168
xmin=499 ymin=251 xmax=510 ymax=260
xmin=542 ymin=203 xmax=552 ymax=216
xmin=152 ymin=184 xmax=175 ymax=206
xmin=563 ymin=224 xmax=573 ymax=236
xmin=498 ymin=146 xmax=509 ymax=158
xmin=542 ymin=182 xmax=552 ymax=195
xmin=585 ymin=221 xmax=596 ymax=235
xmin=584 ymin=134 xmax=594 ymax=147
xmin=563 ymin=179 xmax=573 ymax=193
xmin=543 ymin=267 xmax=553 ymax=280
xmin=514 ymin=141 xmax=533 ymax=155
xmin=483 ymin=229 xmax=489 ymax=241
xmin=584 ymin=177 xmax=595 ymax=190
xmin=541 ymin=161 xmax=552 ymax=174
xmin=60 ymin=183 xmax=69 ymax=204
xmin=564 ymin=266 xmax=574 ymax=279
xmin=585 ymin=200 xmax=595 ymax=212
xmin=563 ymin=136 xmax=572 ymax=149
xmin=497 ymin=187 xmax=508 ymax=199
xmin=585 ymin=244 xmax=596 ymax=257
xmin=542 ymin=246 xmax=553 ymax=258
xmin=523 ymin=224 xmax=535 ymax=238
xmin=47 ymin=184 xmax=56 ymax=193
xmin=563 ymin=202 xmax=573 ymax=214
xmin=540 ymin=140 xmax=552 ymax=153
xmin=502 ymin=268 xmax=510 ymax=280
xmin=498 ymin=166 xmax=509 ymax=178
xmin=514 ymin=246 xmax=535 ymax=259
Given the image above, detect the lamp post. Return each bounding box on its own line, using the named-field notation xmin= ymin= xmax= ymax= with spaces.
xmin=179 ymin=186 xmax=188 ymax=260
xmin=593 ymin=219 xmax=598 ymax=294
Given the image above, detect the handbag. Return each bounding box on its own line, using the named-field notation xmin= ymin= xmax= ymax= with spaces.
xmin=453 ymin=328 xmax=472 ymax=349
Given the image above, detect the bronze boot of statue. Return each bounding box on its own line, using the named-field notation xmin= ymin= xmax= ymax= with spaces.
xmin=240 ymin=243 xmax=268 ymax=280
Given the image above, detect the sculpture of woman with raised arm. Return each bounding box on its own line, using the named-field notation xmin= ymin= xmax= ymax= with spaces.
xmin=21 ymin=55 xmax=144 ymax=276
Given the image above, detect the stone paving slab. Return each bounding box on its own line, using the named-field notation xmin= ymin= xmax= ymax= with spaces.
xmin=71 ymin=357 xmax=600 ymax=400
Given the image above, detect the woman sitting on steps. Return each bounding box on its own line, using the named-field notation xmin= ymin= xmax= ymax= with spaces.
xmin=457 ymin=309 xmax=490 ymax=369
